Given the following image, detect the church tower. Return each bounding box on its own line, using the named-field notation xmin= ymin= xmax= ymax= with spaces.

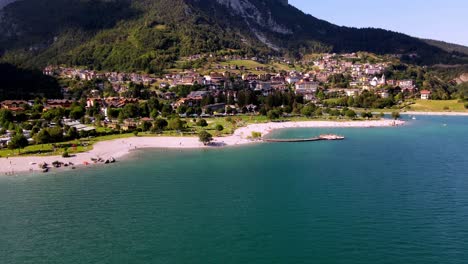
xmin=380 ymin=74 xmax=386 ymax=85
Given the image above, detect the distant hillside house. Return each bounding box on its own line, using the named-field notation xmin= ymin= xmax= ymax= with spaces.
xmin=379 ymin=91 xmax=390 ymax=99
xmin=398 ymin=80 xmax=416 ymax=92
xmin=420 ymin=90 xmax=432 ymax=100
xmin=44 ymin=99 xmax=73 ymax=110
xmin=295 ymin=80 xmax=319 ymax=91
xmin=0 ymin=100 xmax=28 ymax=112
xmin=203 ymin=103 xmax=226 ymax=114
xmin=345 ymin=89 xmax=361 ymax=97
xmin=187 ymin=91 xmax=209 ymax=100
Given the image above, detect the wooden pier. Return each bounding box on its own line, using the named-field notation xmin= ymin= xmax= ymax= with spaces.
xmin=263 ymin=135 xmax=345 ymax=143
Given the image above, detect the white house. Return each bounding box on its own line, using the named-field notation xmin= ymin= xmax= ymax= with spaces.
xmin=286 ymin=76 xmax=301 ymax=84
xmin=295 ymin=80 xmax=319 ymax=92
xmin=345 ymin=89 xmax=361 ymax=97
xmin=420 ymin=90 xmax=431 ymax=100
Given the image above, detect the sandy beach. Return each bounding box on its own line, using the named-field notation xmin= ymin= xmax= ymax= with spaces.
xmin=0 ymin=119 xmax=404 ymax=175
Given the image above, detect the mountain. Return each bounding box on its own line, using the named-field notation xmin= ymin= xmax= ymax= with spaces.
xmin=1 ymin=0 xmax=467 ymax=73
xmin=0 ymin=63 xmax=62 ymax=101
xmin=421 ymin=39 xmax=468 ymax=56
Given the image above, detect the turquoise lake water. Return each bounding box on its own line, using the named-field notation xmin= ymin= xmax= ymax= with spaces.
xmin=1 ymin=116 xmax=468 ymax=264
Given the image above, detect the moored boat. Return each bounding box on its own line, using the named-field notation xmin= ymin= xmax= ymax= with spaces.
xmin=319 ymin=134 xmax=345 ymax=140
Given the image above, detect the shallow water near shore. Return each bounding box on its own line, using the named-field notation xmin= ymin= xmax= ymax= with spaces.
xmin=1 ymin=116 xmax=468 ymax=263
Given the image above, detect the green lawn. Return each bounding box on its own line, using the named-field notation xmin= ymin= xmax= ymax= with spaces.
xmin=0 ymin=140 xmax=92 ymax=158
xmin=220 ymin=60 xmax=296 ymax=73
xmin=405 ymin=100 xmax=467 ymax=112
xmin=220 ymin=60 xmax=266 ymax=69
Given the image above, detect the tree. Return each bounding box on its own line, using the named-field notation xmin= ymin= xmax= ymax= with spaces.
xmin=267 ymin=110 xmax=280 ymax=120
xmin=0 ymin=109 xmax=14 ymax=124
xmin=168 ymin=118 xmax=185 ymax=131
xmin=177 ymin=105 xmax=188 ymax=114
xmin=35 ymin=129 xmax=51 ymax=144
xmin=161 ymin=104 xmax=173 ymax=117
xmin=196 ymin=119 xmax=208 ymax=127
xmin=8 ymin=134 xmax=28 ymax=153
xmin=147 ymin=97 xmax=161 ymax=112
xmin=314 ymin=108 xmax=323 ymax=116
xmin=215 ymin=124 xmax=224 ymax=131
xmin=361 ymin=112 xmax=373 ymax=119
xmin=345 ymin=109 xmax=357 ymax=119
xmin=122 ymin=103 xmax=139 ymax=118
xmin=153 ymin=118 xmax=168 ymax=131
xmin=140 ymin=121 xmax=152 ymax=132
xmin=108 ymin=108 xmax=120 ymax=119
xmin=391 ymin=111 xmax=401 ymax=120
xmin=150 ymin=109 xmax=159 ymax=120
xmin=198 ymin=130 xmax=213 ymax=145
xmin=66 ymin=127 xmax=79 ymax=140
xmin=70 ymin=106 xmax=85 ymax=120
xmin=48 ymin=127 xmax=64 ymax=142
xmin=301 ymin=105 xmax=316 ymax=117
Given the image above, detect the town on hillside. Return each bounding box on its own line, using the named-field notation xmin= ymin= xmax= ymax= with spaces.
xmin=1 ymin=52 xmax=465 ymax=153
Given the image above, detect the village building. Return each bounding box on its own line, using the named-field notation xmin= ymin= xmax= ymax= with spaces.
xmin=0 ymin=100 xmax=29 ymax=112
xmin=379 ymin=90 xmax=390 ymax=99
xmin=203 ymin=103 xmax=226 ymax=114
xmin=345 ymin=89 xmax=361 ymax=97
xmin=286 ymin=76 xmax=301 ymax=84
xmin=44 ymin=99 xmax=73 ymax=111
xmin=295 ymin=80 xmax=319 ymax=91
xmin=398 ymin=80 xmax=416 ymax=92
xmin=63 ymin=121 xmax=96 ymax=132
xmin=420 ymin=90 xmax=432 ymax=100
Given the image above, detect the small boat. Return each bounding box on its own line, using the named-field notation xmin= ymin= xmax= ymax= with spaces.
xmin=319 ymin=134 xmax=345 ymax=140
xmin=412 ymin=116 xmax=417 ymax=120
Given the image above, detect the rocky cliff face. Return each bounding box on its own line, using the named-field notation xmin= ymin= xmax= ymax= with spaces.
xmin=213 ymin=0 xmax=292 ymax=49
xmin=456 ymin=73 xmax=468 ymax=84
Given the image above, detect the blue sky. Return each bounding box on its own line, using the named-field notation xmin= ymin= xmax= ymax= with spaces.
xmin=289 ymin=0 xmax=468 ymax=46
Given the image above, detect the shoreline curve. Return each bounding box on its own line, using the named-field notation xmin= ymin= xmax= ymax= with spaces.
xmin=0 ymin=119 xmax=404 ymax=176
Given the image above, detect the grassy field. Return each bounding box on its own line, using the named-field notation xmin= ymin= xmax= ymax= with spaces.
xmin=0 ymin=140 xmax=93 ymax=158
xmin=405 ymin=100 xmax=467 ymax=112
xmin=220 ymin=60 xmax=296 ymax=73
xmin=169 ymin=59 xmax=297 ymax=75
xmin=220 ymin=60 xmax=266 ymax=69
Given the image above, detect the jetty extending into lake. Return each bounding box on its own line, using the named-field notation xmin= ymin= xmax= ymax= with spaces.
xmin=263 ymin=134 xmax=345 ymax=143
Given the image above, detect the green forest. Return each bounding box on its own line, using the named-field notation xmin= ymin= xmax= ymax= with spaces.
xmin=0 ymin=63 xmax=62 ymax=101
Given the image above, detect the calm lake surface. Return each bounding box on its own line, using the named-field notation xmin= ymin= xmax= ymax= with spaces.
xmin=1 ymin=116 xmax=468 ymax=264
